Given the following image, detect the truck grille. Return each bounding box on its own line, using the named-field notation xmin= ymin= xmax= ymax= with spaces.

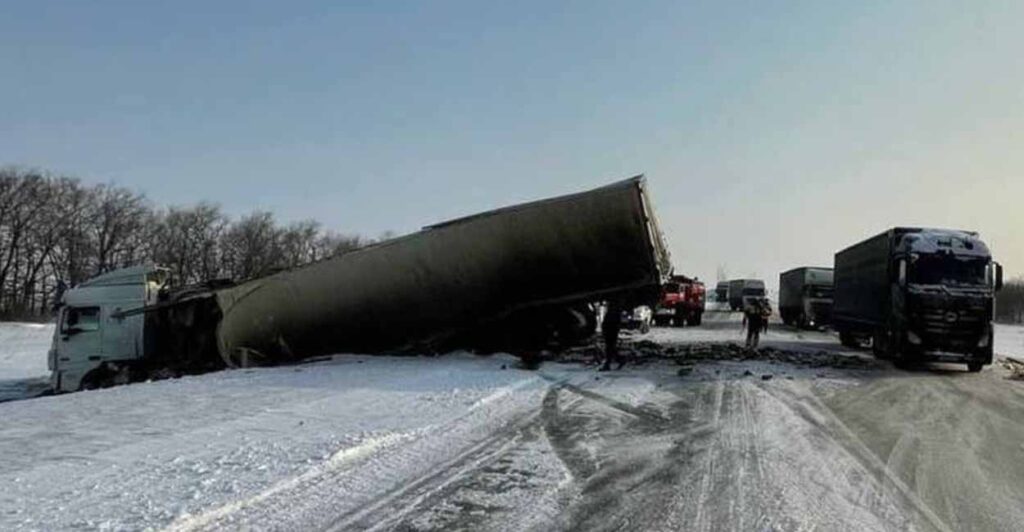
xmin=913 ymin=307 xmax=987 ymax=347
xmin=810 ymin=302 xmax=832 ymax=321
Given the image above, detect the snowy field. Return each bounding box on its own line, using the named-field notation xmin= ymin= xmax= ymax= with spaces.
xmin=0 ymin=322 xmax=54 ymax=404
xmin=2 ymin=317 xmax=1024 ymax=530
xmin=0 ymin=322 xmax=52 ymax=380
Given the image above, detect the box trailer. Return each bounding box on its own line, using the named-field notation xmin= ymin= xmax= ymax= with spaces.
xmin=778 ymin=267 xmax=833 ymax=329
xmin=727 ymin=279 xmax=765 ymax=311
xmin=833 ymin=227 xmax=1002 ymax=371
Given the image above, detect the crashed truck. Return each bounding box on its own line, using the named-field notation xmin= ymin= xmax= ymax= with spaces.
xmin=49 ymin=176 xmax=672 ymax=392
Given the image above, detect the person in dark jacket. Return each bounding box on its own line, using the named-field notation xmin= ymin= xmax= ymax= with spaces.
xmin=600 ymin=299 xmax=625 ymax=371
xmin=742 ymin=298 xmax=770 ymax=349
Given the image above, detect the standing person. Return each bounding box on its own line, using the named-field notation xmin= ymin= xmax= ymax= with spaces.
xmin=742 ymin=299 xmax=767 ymax=349
xmin=601 ymin=299 xmax=625 ymax=371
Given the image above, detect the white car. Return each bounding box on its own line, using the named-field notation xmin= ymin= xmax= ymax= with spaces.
xmin=621 ymin=305 xmax=653 ymax=334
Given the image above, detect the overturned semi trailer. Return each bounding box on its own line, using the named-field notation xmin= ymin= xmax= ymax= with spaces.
xmin=214 ymin=175 xmax=672 ymax=366
xmin=50 ymin=176 xmax=671 ymax=391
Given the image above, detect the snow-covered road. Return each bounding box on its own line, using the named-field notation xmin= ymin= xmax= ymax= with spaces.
xmin=3 ymin=316 xmax=1024 ymax=531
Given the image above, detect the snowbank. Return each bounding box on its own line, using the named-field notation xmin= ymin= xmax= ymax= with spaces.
xmin=0 ymin=322 xmax=53 ymax=380
xmin=996 ymin=323 xmax=1024 ymax=359
xmin=0 ymin=353 xmax=543 ymax=531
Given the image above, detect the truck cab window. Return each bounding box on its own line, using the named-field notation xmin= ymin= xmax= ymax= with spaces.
xmin=910 ymin=256 xmax=987 ymax=286
xmin=62 ymin=307 xmax=101 ymax=333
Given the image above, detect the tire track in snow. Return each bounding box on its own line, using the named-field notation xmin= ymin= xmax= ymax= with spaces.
xmin=324 ymin=411 xmax=540 ymax=531
xmin=164 ymin=432 xmax=415 ymax=532
xmin=164 ymin=374 xmax=548 ymax=532
xmin=757 ymin=381 xmax=953 ymax=532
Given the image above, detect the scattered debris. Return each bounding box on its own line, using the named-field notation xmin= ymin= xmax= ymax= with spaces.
xmin=761 ymin=374 xmax=773 ymax=381
xmin=999 ymin=357 xmax=1024 ymax=380
xmin=556 ymin=339 xmax=883 ymax=370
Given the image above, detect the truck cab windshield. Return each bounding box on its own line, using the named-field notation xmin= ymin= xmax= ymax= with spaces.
xmin=808 ymin=286 xmax=833 ymax=299
xmin=910 ymin=255 xmax=987 ymax=287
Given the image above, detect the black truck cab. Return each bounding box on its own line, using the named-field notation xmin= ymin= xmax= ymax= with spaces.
xmin=833 ymin=228 xmax=1002 ymax=371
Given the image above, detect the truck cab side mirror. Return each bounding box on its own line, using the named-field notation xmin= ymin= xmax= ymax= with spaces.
xmin=898 ymin=259 xmax=907 ymax=287
xmin=995 ymin=262 xmax=1004 ymax=291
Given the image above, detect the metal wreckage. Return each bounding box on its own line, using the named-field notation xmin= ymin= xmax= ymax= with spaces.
xmin=49 ymin=176 xmax=672 ymax=392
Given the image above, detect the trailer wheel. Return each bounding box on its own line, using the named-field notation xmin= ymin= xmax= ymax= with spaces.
xmin=839 ymin=331 xmax=859 ymax=348
xmin=967 ymin=362 xmax=983 ymax=373
xmin=872 ymin=330 xmax=891 ymax=359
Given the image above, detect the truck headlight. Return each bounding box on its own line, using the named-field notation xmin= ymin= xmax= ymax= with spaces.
xmin=978 ymin=334 xmax=990 ymax=348
xmin=906 ymin=331 xmax=922 ymax=345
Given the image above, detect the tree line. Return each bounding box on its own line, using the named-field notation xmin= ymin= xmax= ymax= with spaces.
xmin=996 ymin=278 xmax=1024 ymax=324
xmin=0 ymin=167 xmax=370 ymax=319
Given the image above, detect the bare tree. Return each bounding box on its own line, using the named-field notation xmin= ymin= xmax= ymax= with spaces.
xmin=88 ymin=184 xmax=150 ymax=275
xmin=996 ymin=278 xmax=1024 ymax=324
xmin=716 ymin=264 xmax=729 ymax=282
xmin=152 ymin=203 xmax=228 ymax=284
xmin=220 ymin=211 xmax=284 ymax=281
xmin=0 ymin=167 xmax=369 ymax=318
xmin=279 ymin=220 xmax=321 ymax=268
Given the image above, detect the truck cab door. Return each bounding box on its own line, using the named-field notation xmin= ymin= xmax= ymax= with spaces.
xmin=53 ymin=305 xmax=104 ymax=391
xmin=101 ymin=306 xmax=144 ymax=362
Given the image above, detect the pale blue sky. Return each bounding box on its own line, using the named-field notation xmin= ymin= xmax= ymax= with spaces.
xmin=3 ymin=1 xmax=1023 ymax=285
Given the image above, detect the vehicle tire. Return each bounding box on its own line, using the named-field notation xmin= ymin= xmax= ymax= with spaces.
xmin=872 ymin=330 xmax=890 ymax=359
xmin=675 ymin=308 xmax=686 ymax=328
xmin=654 ymin=316 xmax=669 ymax=327
xmin=967 ymin=362 xmax=983 ymax=373
xmin=693 ymin=313 xmax=703 ymax=326
xmin=839 ymin=331 xmax=859 ymax=348
xmin=640 ymin=321 xmax=651 ymax=334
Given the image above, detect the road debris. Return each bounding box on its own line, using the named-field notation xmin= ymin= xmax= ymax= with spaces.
xmin=558 ymin=339 xmax=883 ymax=370
xmin=999 ymin=356 xmax=1024 ymax=380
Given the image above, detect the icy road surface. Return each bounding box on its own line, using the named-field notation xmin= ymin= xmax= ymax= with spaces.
xmin=2 ymin=316 xmax=1024 ymax=531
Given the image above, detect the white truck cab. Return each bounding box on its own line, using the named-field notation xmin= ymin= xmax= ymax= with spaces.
xmin=50 ymin=265 xmax=169 ymax=392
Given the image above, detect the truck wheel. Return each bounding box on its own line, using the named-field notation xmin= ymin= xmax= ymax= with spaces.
xmin=871 ymin=330 xmax=890 ymax=359
xmin=675 ymin=308 xmax=686 ymax=328
xmin=692 ymin=314 xmax=702 ymax=326
xmin=839 ymin=331 xmax=859 ymax=348
xmin=967 ymin=362 xmax=984 ymax=373
xmin=640 ymin=321 xmax=651 ymax=334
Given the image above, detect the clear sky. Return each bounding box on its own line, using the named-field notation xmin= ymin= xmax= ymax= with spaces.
xmin=2 ymin=1 xmax=1023 ymax=288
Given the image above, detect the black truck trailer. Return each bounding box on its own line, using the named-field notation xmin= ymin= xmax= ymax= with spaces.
xmin=727 ymin=279 xmax=765 ymax=311
xmin=833 ymin=227 xmax=1003 ymax=371
xmin=779 ymin=267 xmax=833 ymax=329
xmin=714 ymin=281 xmax=729 ymax=303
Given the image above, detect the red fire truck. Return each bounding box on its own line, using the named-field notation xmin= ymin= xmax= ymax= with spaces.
xmin=654 ymin=275 xmax=705 ymax=327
